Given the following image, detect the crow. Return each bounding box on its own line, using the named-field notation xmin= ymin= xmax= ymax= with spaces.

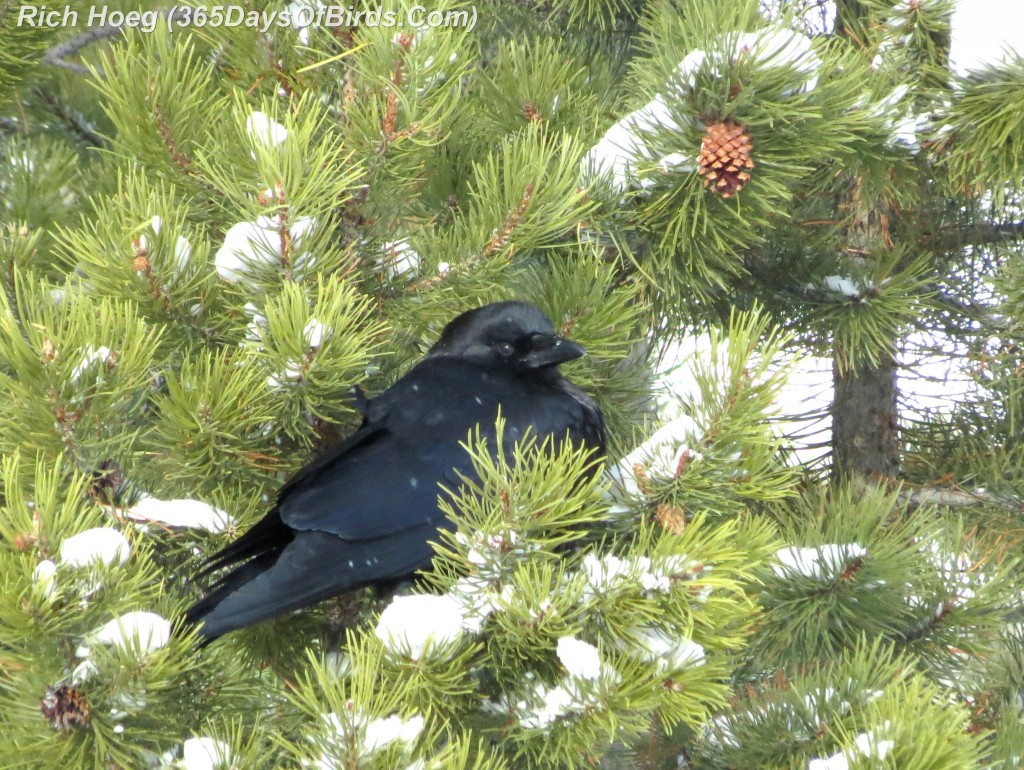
xmin=185 ymin=301 xmax=605 ymax=641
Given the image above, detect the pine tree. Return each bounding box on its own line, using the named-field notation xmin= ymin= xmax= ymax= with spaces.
xmin=2 ymin=0 xmax=1022 ymax=768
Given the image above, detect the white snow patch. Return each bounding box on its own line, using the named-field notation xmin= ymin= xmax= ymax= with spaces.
xmin=266 ymin=358 xmax=305 ymax=389
xmin=243 ymin=302 xmax=268 ymax=342
xmin=556 ymin=636 xmax=602 ymax=681
xmin=181 ymin=736 xmax=232 ymax=770
xmin=606 ymin=415 xmax=703 ymax=501
xmin=317 ymin=709 xmax=424 ymax=766
xmin=304 ymin=317 xmax=328 ymax=349
xmin=676 ymin=26 xmax=821 ymax=96
xmin=581 ymin=93 xmax=686 ymax=193
xmin=127 ymin=497 xmax=235 ymax=534
xmin=93 ymin=611 xmax=171 ymax=654
xmin=32 ymin=559 xmax=58 ymax=598
xmin=215 ymin=215 xmax=316 ymax=284
xmin=380 ymin=239 xmax=421 ymax=279
xmin=445 ymin=575 xmax=510 ymax=633
xmin=628 ymin=626 xmax=706 ymax=671
xmin=71 ymin=345 xmax=113 ymax=383
xmin=375 ymin=594 xmax=465 ymax=659
xmin=518 ymin=683 xmax=575 ymax=730
xmin=362 ymin=714 xmax=425 ymax=754
xmin=773 ymin=543 xmax=868 ymax=580
xmin=246 ymin=111 xmax=288 ymax=146
xmin=60 ymin=527 xmax=130 ymax=567
xmin=286 ymin=0 xmax=325 ymax=45
xmin=138 ymin=215 xmax=191 ymax=276
xmin=809 ymin=725 xmax=894 ymax=769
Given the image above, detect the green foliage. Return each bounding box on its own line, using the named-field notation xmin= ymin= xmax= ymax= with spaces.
xmin=691 ymin=640 xmax=986 ymax=769
xmin=276 ymin=424 xmax=774 ymax=770
xmin=941 ymin=58 xmax=1024 ymax=207
xmin=0 ymin=269 xmax=162 ymax=467
xmin=629 ymin=307 xmax=802 ymax=519
xmin=0 ymin=2 xmax=52 ymax=106
xmin=0 ymin=452 xmax=259 ymax=770
xmin=2 ymin=0 xmax=1024 ymax=767
xmin=748 ymin=485 xmax=1024 ymax=683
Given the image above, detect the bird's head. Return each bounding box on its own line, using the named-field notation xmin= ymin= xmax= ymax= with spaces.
xmin=428 ymin=301 xmax=586 ymax=376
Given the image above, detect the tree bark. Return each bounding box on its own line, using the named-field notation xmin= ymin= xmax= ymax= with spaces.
xmin=832 ymin=351 xmax=900 ymax=482
xmin=830 ymin=174 xmax=901 ymax=483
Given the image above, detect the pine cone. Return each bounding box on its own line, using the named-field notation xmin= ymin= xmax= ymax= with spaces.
xmin=698 ymin=120 xmax=755 ymax=198
xmin=40 ymin=685 xmax=91 ymax=730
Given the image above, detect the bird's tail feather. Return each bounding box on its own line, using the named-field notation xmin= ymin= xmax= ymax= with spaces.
xmin=185 ymin=528 xmax=435 ymax=642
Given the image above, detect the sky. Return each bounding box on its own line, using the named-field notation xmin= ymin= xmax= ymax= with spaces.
xmin=949 ymin=0 xmax=1024 ymax=74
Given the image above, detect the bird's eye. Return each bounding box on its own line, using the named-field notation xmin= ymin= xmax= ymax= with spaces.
xmin=495 ymin=341 xmax=515 ymax=357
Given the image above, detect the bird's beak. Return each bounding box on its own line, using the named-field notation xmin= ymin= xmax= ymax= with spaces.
xmin=525 ymin=336 xmax=586 ymax=369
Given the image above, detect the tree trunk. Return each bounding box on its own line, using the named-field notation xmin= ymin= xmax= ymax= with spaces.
xmin=832 ymin=351 xmax=900 ymax=482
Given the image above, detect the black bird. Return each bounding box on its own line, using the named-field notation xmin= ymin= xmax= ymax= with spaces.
xmin=185 ymin=301 xmax=605 ymax=641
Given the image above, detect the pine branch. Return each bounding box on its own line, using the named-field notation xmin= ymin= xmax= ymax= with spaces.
xmin=926 ymin=220 xmax=1024 ymax=251
xmin=39 ymin=7 xmax=190 ymax=77
xmin=41 ymin=24 xmax=123 ymax=76
xmin=29 ymin=86 xmax=105 ymax=148
xmin=926 ymin=289 xmax=1014 ymax=335
xmin=897 ymin=485 xmax=1024 ymax=513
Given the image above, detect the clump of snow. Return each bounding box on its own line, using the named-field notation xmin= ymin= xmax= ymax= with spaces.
xmin=808 ymin=752 xmax=850 ymax=770
xmin=304 ymin=317 xmax=328 ymax=349
xmin=772 ymin=543 xmax=868 ymax=580
xmin=246 ymin=111 xmax=288 ymax=147
xmin=445 ymin=575 xmax=512 ymax=633
xmin=580 ymin=551 xmax=696 ymax=599
xmin=362 ymin=714 xmax=425 ymax=754
xmin=856 ymin=85 xmax=929 ymax=153
xmin=266 ymin=359 xmax=305 ymax=389
xmin=92 ymin=611 xmax=172 ymax=654
xmin=375 ymin=594 xmax=465 ymax=659
xmin=582 ymin=24 xmax=820 ymax=195
xmin=518 ymin=683 xmax=575 ymax=730
xmin=316 ymin=708 xmax=424 ymax=766
xmin=581 ymin=93 xmax=693 ymax=193
xmin=890 ymin=112 xmax=929 ymax=152
xmin=380 ymin=239 xmax=421 ymax=280
xmin=286 ymin=0 xmax=325 ymax=45
xmin=138 ymin=215 xmax=191 ymax=276
xmin=923 ymin=540 xmax=977 ymax=607
xmin=323 ymin=651 xmax=351 ymax=677
xmin=809 ymin=725 xmax=894 ymax=769
xmin=60 ymin=527 xmax=130 ymax=567
xmin=32 ymin=559 xmax=58 ymax=599
xmin=556 ymin=636 xmax=602 ymax=680
xmin=180 ymin=736 xmax=232 ymax=770
xmin=71 ymin=345 xmax=114 ymax=383
xmin=678 ymin=27 xmax=821 ymax=95
xmin=581 ymin=552 xmax=635 ymax=595
xmin=625 ymin=626 xmax=706 ymax=671
xmin=454 ymin=529 xmax=535 ymax=579
xmin=214 ymin=215 xmax=316 ymax=284
xmin=243 ymin=302 xmax=268 ymax=343
xmin=127 ymin=497 xmax=235 ymax=534
xmin=657 ymin=152 xmax=693 ymax=173
xmin=606 ymin=415 xmax=703 ymax=501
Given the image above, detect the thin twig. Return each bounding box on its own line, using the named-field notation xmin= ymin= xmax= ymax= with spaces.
xmin=40 ymin=8 xmax=190 ymax=77
xmin=41 ymin=24 xmax=123 ymax=75
xmin=898 ymin=485 xmax=1022 ymax=512
xmin=30 ymin=87 xmax=106 ymax=147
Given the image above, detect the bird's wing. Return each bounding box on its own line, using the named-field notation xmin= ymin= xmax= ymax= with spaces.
xmin=275 ymin=359 xmax=509 ymax=540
